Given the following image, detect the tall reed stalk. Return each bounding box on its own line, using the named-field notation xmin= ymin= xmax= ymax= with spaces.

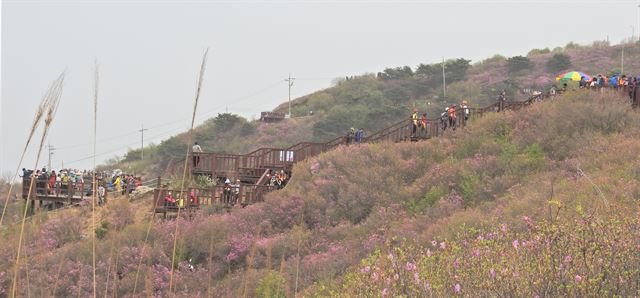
xmin=0 ymin=92 xmax=49 ymax=226
xmin=241 ymin=227 xmax=261 ymax=298
xmin=91 ymin=60 xmax=100 ymax=298
xmin=11 ymin=73 xmax=64 ymax=298
xmin=169 ymin=48 xmax=209 ymax=293
xmin=103 ymin=235 xmax=119 ymax=298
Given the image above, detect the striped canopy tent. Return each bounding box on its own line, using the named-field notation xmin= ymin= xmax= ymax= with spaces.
xmin=556 ymin=71 xmax=591 ymax=81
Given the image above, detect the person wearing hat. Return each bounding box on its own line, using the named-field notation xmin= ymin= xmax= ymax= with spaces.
xmin=461 ymin=100 xmax=470 ymax=122
xmin=223 ymin=178 xmax=232 ymax=204
xmin=346 ymin=128 xmax=355 ymax=145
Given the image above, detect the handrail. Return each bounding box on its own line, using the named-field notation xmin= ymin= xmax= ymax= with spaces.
xmin=160 ymin=93 xmax=563 ymax=211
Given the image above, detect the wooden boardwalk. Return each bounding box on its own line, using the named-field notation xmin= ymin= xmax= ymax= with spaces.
xmin=154 ymin=96 xmax=540 ymax=214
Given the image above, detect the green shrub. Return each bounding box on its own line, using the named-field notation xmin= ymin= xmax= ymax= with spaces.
xmin=95 ymin=221 xmax=109 ymax=239
xmin=406 ymin=186 xmax=447 ymax=214
xmin=256 ymin=271 xmax=287 ymax=298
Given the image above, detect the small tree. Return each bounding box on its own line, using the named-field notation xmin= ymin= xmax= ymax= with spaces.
xmin=380 ymin=66 xmax=414 ymax=80
xmin=255 ymin=271 xmax=286 ymax=298
xmin=507 ymin=56 xmax=534 ymax=74
xmin=546 ymin=53 xmax=572 ymax=73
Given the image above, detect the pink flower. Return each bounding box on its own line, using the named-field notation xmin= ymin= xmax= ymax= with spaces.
xmin=522 ymin=216 xmax=533 ymax=227
xmin=489 ymin=268 xmax=496 ymax=278
xmin=361 ymin=266 xmax=371 ymax=273
xmin=424 ymin=282 xmax=431 ymax=291
xmin=472 ymin=249 xmax=481 ymax=257
xmin=454 ymin=283 xmax=461 ymax=293
xmin=575 ymin=275 xmax=583 ymax=283
xmin=477 ymin=235 xmax=484 ymax=241
xmin=564 ymin=255 xmax=572 ymax=263
xmin=501 ymin=224 xmax=508 ymax=233
xmin=431 ymin=240 xmax=437 ymax=247
xmin=382 ymin=288 xmax=388 ymax=297
xmin=426 ymin=249 xmax=432 ymax=257
xmin=512 ymin=239 xmax=520 ymax=250
xmin=405 ymin=262 xmax=416 ymax=271
xmin=453 ymin=258 xmax=460 ymax=268
xmin=439 ymin=242 xmax=447 ymax=250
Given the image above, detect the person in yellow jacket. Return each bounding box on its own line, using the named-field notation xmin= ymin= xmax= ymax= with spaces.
xmin=114 ymin=175 xmax=122 ymax=193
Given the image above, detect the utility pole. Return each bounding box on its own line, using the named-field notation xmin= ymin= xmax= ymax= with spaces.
xmin=285 ymin=73 xmax=295 ymax=118
xmin=442 ymin=57 xmax=447 ymax=100
xmin=47 ymin=142 xmax=55 ymax=170
xmin=637 ymin=2 xmax=640 ymax=42
xmin=139 ymin=124 xmax=148 ymax=161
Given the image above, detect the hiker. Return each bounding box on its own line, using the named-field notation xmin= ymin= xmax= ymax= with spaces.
xmin=49 ymin=170 xmax=57 ymax=194
xmin=440 ymin=108 xmax=449 ymax=131
xmin=223 ymin=178 xmax=232 ymax=204
xmin=608 ymin=75 xmax=619 ymax=89
xmin=420 ymin=113 xmax=427 ymax=136
xmin=497 ymin=90 xmax=506 ymax=111
xmin=233 ymin=179 xmax=241 ymax=205
xmin=114 ymin=175 xmax=122 ymax=193
xmin=346 ymin=128 xmax=355 ymax=145
xmin=355 ymin=128 xmax=364 ymax=143
xmin=597 ymin=74 xmax=605 ymax=88
xmin=164 ymin=192 xmax=176 ymax=207
xmin=60 ymin=173 xmax=69 ymax=195
xmin=448 ymin=105 xmax=457 ymax=130
xmin=192 ymin=142 xmax=203 ymax=167
xmin=579 ymin=76 xmax=587 ymax=88
xmin=98 ymin=185 xmax=106 ymax=206
xmin=461 ymin=100 xmax=470 ymax=122
xmin=189 ymin=190 xmax=198 ymax=207
xmin=411 ymin=109 xmax=418 ymax=136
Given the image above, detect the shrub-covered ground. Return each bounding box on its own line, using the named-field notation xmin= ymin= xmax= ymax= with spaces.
xmin=1 ymin=90 xmax=639 ymax=297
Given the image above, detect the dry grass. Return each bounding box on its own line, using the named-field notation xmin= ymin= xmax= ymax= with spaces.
xmin=0 ymin=86 xmax=50 ymax=226
xmin=11 ymin=72 xmax=65 ymax=297
xmin=171 ymin=47 xmax=210 ymax=293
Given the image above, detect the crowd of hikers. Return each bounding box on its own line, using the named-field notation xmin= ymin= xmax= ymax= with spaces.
xmin=21 ymin=167 xmax=143 ymax=206
xmin=161 ymin=168 xmax=290 ymax=209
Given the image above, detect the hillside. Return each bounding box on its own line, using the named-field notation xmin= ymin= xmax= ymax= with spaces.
xmin=2 ymin=90 xmax=639 ymax=296
xmin=108 ymin=40 xmax=640 ymax=177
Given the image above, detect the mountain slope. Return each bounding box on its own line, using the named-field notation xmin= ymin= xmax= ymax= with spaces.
xmin=2 ymin=89 xmax=639 ymax=296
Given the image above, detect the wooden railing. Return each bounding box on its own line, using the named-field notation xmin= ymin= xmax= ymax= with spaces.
xmin=21 ymin=178 xmax=98 ymax=203
xmin=153 ymin=181 xmax=275 ymax=214
xmin=160 ymin=94 xmax=559 ymax=213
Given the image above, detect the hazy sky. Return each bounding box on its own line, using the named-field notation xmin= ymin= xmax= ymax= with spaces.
xmin=2 ymin=0 xmax=640 ymax=175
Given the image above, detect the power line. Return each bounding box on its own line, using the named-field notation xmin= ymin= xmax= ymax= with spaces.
xmin=54 ymin=80 xmax=284 ymax=151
